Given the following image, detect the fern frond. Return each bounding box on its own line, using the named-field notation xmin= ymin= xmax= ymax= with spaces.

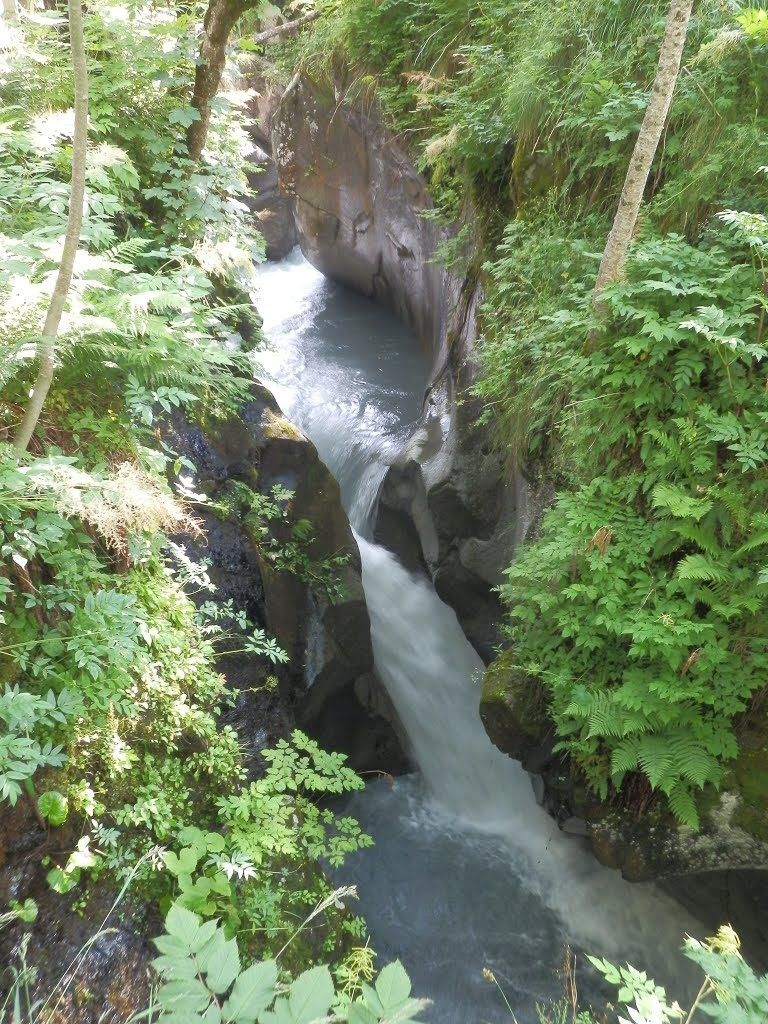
xmin=635 ymin=735 xmax=674 ymax=790
xmin=584 ymin=694 xmax=630 ymax=739
xmin=667 ymin=521 xmax=721 ymax=556
xmin=667 ymin=734 xmax=722 ymax=788
xmin=735 ymin=531 xmax=768 ymax=557
xmin=652 ymin=483 xmax=713 ymax=521
xmin=611 ymin=737 xmax=640 ymax=777
xmin=676 ymin=553 xmax=731 ymax=583
xmin=667 ymin=782 xmax=699 ymax=829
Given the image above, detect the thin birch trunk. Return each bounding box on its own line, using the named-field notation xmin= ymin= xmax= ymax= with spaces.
xmin=13 ymin=0 xmax=88 ymax=453
xmin=593 ymin=0 xmax=694 ymax=316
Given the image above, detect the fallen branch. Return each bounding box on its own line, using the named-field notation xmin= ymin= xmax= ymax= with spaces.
xmin=252 ymin=10 xmax=319 ymax=45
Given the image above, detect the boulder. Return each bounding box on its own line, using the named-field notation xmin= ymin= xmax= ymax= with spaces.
xmin=164 ymin=383 xmax=409 ymax=775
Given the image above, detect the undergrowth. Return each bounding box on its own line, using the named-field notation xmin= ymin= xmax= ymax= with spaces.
xmin=0 ymin=0 xmax=371 ymax=1002
xmin=290 ymin=0 xmax=768 ymax=828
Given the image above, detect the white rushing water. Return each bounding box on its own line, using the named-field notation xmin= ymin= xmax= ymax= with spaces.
xmin=255 ymin=250 xmax=701 ymax=1023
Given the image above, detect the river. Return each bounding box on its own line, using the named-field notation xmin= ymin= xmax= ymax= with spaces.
xmin=254 ymin=248 xmax=700 ymax=1023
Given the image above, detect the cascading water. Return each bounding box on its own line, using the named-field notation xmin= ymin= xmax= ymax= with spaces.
xmin=255 ymin=249 xmax=701 ymax=1023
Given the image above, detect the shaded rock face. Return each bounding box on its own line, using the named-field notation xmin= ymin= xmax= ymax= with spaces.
xmin=0 ymin=801 xmax=155 ymax=1024
xmin=165 ymin=384 xmax=409 ymax=776
xmin=244 ymin=76 xmax=297 ymax=261
xmin=270 ymin=75 xmax=539 ymax=660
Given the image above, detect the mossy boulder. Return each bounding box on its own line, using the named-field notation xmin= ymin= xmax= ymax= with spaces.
xmin=164 ymin=383 xmax=408 ymax=775
xmin=479 ymin=647 xmax=549 ymax=765
xmin=583 ymin=723 xmax=768 ymax=883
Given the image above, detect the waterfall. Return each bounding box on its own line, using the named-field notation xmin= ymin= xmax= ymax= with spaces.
xmin=255 ymin=250 xmax=700 ymax=1023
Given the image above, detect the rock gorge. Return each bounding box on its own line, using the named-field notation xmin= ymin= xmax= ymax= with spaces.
xmin=242 ymin=68 xmax=768 ymax=922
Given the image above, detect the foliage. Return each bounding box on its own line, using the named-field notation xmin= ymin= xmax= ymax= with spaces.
xmin=142 ymin=902 xmax=429 ymax=1024
xmin=589 ymin=926 xmax=768 ymax=1024
xmin=214 ymin=480 xmax=351 ymax=605
xmin=295 ymin=0 xmax=768 ymax=227
xmin=0 ymin=4 xmax=261 ymax=423
xmin=494 ymin=220 xmax=768 ymax=826
xmin=0 ymin=0 xmax=367 ymax=987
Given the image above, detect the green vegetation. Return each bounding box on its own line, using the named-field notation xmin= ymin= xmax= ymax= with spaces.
xmin=0 ymin=0 xmax=374 ymax=1009
xmin=294 ymin=0 xmax=768 ymax=829
xmin=4 ymin=0 xmax=768 ymax=1018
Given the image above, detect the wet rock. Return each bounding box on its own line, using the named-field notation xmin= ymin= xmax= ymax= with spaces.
xmin=164 ymin=383 xmax=407 ymax=775
xmin=479 ymin=648 xmax=550 ymax=765
xmin=0 ymin=800 xmax=154 ymax=1023
xmin=585 ymin=790 xmax=768 ymax=883
xmin=243 ymin=73 xmax=297 ymax=261
xmin=271 ymin=74 xmax=540 ymax=658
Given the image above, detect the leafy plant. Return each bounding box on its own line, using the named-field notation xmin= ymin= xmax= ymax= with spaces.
xmin=589 ymin=926 xmax=768 ymax=1024
xmin=142 ymin=902 xmax=429 ymax=1024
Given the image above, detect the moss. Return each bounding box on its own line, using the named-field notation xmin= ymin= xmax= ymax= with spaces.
xmin=479 ymin=647 xmax=548 ymax=761
xmin=728 ymin=745 xmax=768 ymax=843
xmin=480 ymin=647 xmax=545 ymax=739
xmin=262 ymin=408 xmax=305 ymax=443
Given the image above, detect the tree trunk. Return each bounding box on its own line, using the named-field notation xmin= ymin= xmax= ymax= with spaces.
xmin=2 ymin=0 xmax=17 ymax=22
xmin=593 ymin=0 xmax=694 ymax=316
xmin=13 ymin=0 xmax=88 ymax=454
xmin=186 ymin=0 xmax=248 ymax=163
xmin=186 ymin=5 xmax=320 ymax=163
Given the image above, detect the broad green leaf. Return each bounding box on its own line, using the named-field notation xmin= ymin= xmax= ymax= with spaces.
xmin=347 ymin=1004 xmax=378 ymax=1024
xmin=286 ymin=964 xmax=334 ymax=1024
xmin=38 ymin=790 xmax=68 ymax=826
xmin=165 ymin=904 xmax=202 ymax=947
xmin=374 ymin=962 xmax=411 ymax=1012
xmin=221 ymin=960 xmax=278 ymax=1023
xmin=156 ymin=977 xmax=211 ymax=1013
xmin=199 ymin=929 xmax=240 ymax=994
xmin=163 ymin=846 xmax=201 ymax=877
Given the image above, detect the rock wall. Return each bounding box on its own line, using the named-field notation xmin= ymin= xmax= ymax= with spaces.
xmin=165 ymin=384 xmax=409 ymax=774
xmin=243 ymin=72 xmax=298 ymax=261
xmin=269 ymin=74 xmax=538 ymax=660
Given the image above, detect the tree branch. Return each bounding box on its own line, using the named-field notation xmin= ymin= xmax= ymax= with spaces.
xmin=252 ymin=10 xmax=319 ymax=45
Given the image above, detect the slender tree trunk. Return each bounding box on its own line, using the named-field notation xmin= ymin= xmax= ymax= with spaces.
xmin=186 ymin=5 xmax=319 ymax=162
xmin=593 ymin=0 xmax=694 ymax=316
xmin=2 ymin=0 xmax=17 ymax=23
xmin=186 ymin=0 xmax=248 ymax=163
xmin=13 ymin=0 xmax=88 ymax=454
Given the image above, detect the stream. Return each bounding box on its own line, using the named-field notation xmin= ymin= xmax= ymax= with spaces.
xmin=255 ymin=249 xmax=701 ymax=1023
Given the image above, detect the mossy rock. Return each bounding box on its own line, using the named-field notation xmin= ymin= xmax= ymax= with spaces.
xmin=725 ymin=742 xmax=768 ymax=844
xmin=261 ymin=407 xmax=305 ymax=443
xmin=479 ymin=647 xmax=548 ymax=763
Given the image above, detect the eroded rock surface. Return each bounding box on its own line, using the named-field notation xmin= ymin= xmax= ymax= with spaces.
xmin=243 ymin=73 xmax=297 ymax=261
xmin=165 ymin=383 xmax=408 ymax=774
xmin=270 ymin=74 xmax=534 ymax=658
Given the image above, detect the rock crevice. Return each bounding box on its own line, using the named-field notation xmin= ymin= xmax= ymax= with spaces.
xmin=270 ymin=73 xmax=534 ymax=660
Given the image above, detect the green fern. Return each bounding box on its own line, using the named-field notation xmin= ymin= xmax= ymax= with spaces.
xmin=667 ymin=783 xmax=700 ymax=830
xmin=675 ymin=553 xmax=732 ymax=583
xmin=652 ymin=483 xmax=714 ymax=522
